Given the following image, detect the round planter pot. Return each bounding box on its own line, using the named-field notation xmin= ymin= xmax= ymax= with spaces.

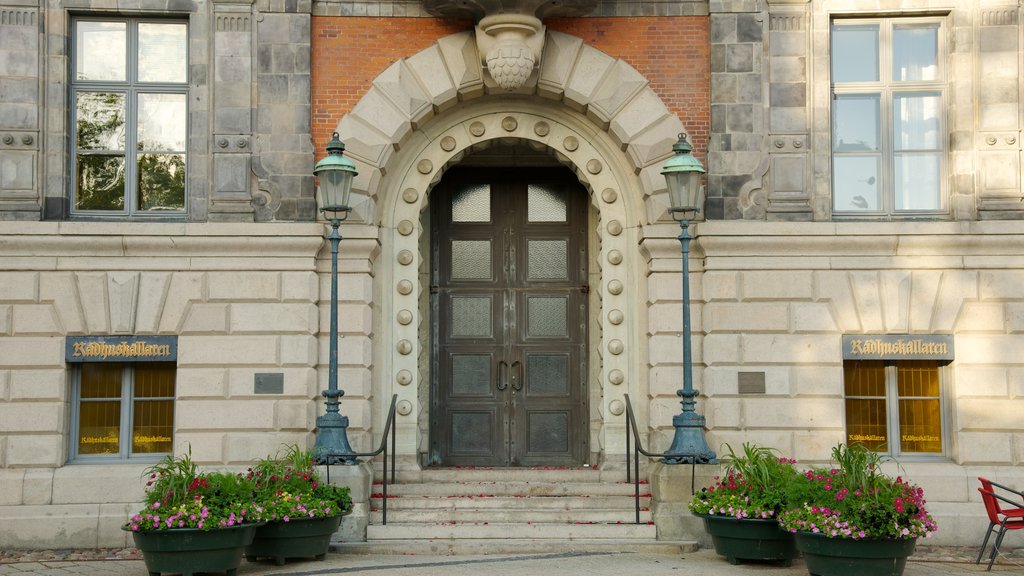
xmin=793 ymin=531 xmax=917 ymax=576
xmin=697 ymin=514 xmax=798 ymax=566
xmin=127 ymin=522 xmax=260 ymax=576
xmin=245 ymin=513 xmax=344 ymax=565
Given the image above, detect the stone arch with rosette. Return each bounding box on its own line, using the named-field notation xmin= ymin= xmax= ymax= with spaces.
xmin=332 ymin=30 xmax=693 ymax=462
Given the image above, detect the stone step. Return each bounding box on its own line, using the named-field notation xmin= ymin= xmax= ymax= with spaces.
xmin=334 ymin=539 xmax=697 ymax=556
xmin=366 ymin=522 xmax=658 ymax=541
xmin=369 ymin=508 xmax=653 ymax=523
xmin=373 ymin=481 xmax=649 ymax=497
xmin=370 ymin=495 xmax=650 ymax=510
xmin=389 ymin=467 xmax=628 ymax=484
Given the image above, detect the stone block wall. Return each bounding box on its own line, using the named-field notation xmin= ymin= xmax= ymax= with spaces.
xmin=0 ymin=0 xmax=316 ymax=222
xmin=641 ymin=220 xmax=1024 ymax=544
xmin=0 ymin=222 xmax=380 ymax=548
xmin=707 ymin=0 xmax=1024 ymax=221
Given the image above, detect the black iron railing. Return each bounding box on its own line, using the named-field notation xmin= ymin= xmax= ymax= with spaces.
xmin=322 ymin=394 xmax=398 ymax=524
xmin=624 ymin=394 xmax=701 ymax=524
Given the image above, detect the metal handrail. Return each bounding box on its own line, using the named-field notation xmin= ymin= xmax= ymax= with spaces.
xmin=624 ymin=394 xmax=700 ymax=524
xmin=322 ymin=394 xmax=399 ymax=524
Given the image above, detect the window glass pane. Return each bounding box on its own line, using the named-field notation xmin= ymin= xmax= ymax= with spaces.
xmin=896 ymin=361 xmax=940 ymax=396
xmin=137 ymin=154 xmax=186 ymax=211
xmin=76 ymin=21 xmax=126 ymax=81
xmin=845 ymin=398 xmax=888 ymax=452
xmin=527 ymin=296 xmax=568 ymax=338
xmin=528 ymin=240 xmax=568 ymax=280
xmin=138 ymin=93 xmax=187 ymax=151
xmin=79 ymin=401 xmax=121 ymax=454
xmin=894 ymin=93 xmax=940 ymax=151
xmin=527 ymin=354 xmax=569 ymax=396
xmin=451 ymin=354 xmax=491 ymax=396
xmin=844 ymin=360 xmax=886 ymax=396
xmin=77 ymin=92 xmax=126 ymax=151
xmin=833 ymin=156 xmax=880 ymax=212
xmin=450 ymin=240 xmax=492 ymax=280
xmin=133 ymin=399 xmax=174 ymax=453
xmin=77 ymin=155 xmax=126 ymax=211
xmin=893 ymin=24 xmax=938 ymax=82
xmin=831 ymin=24 xmax=879 ymax=82
xmin=528 ymin=184 xmax=567 ymax=222
xmin=833 ymin=95 xmax=879 ymax=152
xmin=451 ymin=184 xmax=490 ymax=222
xmin=451 ymin=296 xmax=492 ymax=337
xmin=898 ymin=399 xmax=942 ymax=453
xmin=138 ymin=23 xmax=188 ymax=83
xmin=134 ymin=363 xmax=176 ymax=397
xmin=81 ymin=363 xmax=123 ymax=398
xmin=894 ymin=153 xmax=940 ymax=211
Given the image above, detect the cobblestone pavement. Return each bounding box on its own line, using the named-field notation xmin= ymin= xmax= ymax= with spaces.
xmin=1 ymin=545 xmax=1023 ymax=576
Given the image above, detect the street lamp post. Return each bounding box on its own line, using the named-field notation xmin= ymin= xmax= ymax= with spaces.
xmin=312 ymin=132 xmax=359 ymax=465
xmin=660 ymin=134 xmax=717 ymax=465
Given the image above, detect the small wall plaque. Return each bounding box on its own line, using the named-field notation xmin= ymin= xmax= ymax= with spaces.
xmin=738 ymin=372 xmax=766 ymax=395
xmin=254 ymin=373 xmax=284 ymax=394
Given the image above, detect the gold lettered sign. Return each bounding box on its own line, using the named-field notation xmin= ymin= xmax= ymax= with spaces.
xmin=842 ymin=334 xmax=953 ymax=361
xmin=66 ymin=336 xmax=177 ymax=363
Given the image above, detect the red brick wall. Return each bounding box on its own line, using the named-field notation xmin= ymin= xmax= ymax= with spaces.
xmin=312 ymin=16 xmax=710 ymax=160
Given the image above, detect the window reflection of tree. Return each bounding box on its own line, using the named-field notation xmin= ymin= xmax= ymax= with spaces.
xmin=76 ymin=92 xmax=126 ymax=210
xmin=137 ymin=154 xmax=185 ymax=210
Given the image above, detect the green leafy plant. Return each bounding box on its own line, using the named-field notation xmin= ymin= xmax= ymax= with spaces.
xmin=247 ymin=445 xmax=352 ymax=521
xmin=126 ymin=448 xmax=258 ymax=532
xmin=689 ymin=443 xmax=799 ymax=519
xmin=778 ymin=444 xmax=937 ymax=540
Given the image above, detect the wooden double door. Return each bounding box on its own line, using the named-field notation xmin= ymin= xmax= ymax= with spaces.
xmin=430 ymin=168 xmax=589 ymax=467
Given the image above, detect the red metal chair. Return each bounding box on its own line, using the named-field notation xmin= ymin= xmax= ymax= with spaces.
xmin=976 ymin=481 xmax=1024 ymax=571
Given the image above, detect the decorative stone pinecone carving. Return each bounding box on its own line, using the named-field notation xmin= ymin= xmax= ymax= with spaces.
xmin=486 ymin=41 xmax=535 ymax=90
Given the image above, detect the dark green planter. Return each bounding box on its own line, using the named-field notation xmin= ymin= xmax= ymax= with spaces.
xmin=127 ymin=523 xmax=260 ymax=576
xmin=793 ymin=531 xmax=917 ymax=576
xmin=245 ymin=513 xmax=343 ymax=565
xmin=698 ymin=514 xmax=798 ymax=566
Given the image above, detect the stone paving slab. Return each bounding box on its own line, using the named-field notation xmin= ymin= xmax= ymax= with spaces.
xmin=1 ymin=547 xmax=1024 ymax=576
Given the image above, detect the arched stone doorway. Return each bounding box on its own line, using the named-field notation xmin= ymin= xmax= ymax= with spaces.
xmin=331 ymin=30 xmax=696 ymax=468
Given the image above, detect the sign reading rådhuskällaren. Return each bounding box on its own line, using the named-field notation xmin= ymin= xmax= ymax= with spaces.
xmin=66 ymin=336 xmax=177 ymax=362
xmin=842 ymin=334 xmax=953 ymax=361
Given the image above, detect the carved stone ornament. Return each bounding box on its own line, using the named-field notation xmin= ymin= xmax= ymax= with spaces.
xmin=478 ymin=14 xmax=544 ymax=91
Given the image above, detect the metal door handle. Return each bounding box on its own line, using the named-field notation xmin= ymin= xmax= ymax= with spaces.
xmin=511 ymin=361 xmax=523 ymax=391
xmin=497 ymin=360 xmax=509 ymax=391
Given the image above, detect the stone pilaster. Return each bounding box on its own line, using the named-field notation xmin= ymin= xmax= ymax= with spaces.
xmin=975 ymin=5 xmax=1023 ymax=219
xmin=0 ymin=5 xmax=41 ymax=220
xmin=211 ymin=1 xmax=258 ymax=221
xmin=708 ymin=0 xmax=768 ymax=220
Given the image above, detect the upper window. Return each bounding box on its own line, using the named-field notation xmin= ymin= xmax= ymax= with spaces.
xmin=70 ymin=362 xmax=175 ymax=461
xmin=844 ymin=360 xmax=946 ymax=458
xmin=71 ymin=18 xmax=188 ymax=216
xmin=831 ymin=18 xmax=945 ymax=216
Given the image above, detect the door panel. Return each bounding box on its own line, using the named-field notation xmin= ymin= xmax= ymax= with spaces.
xmin=431 ymin=168 xmax=588 ymax=467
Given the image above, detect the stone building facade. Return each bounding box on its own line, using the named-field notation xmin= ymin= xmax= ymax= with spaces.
xmin=0 ymin=0 xmax=1023 ymax=548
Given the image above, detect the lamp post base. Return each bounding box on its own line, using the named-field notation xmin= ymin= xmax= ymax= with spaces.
xmin=662 ymin=412 xmax=717 ymax=465
xmin=313 ymin=412 xmax=359 ymax=465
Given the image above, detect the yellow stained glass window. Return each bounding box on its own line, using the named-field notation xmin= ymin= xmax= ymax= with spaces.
xmin=132 ymin=363 xmax=174 ymax=454
xmin=844 ymin=361 xmax=888 ymax=451
xmin=75 ymin=362 xmax=175 ymax=459
xmin=78 ymin=363 xmax=123 ymax=455
xmin=897 ymin=362 xmax=942 ymax=453
xmin=844 ymin=360 xmax=943 ymax=456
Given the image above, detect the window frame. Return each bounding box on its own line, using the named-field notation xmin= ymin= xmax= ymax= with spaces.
xmin=843 ymin=359 xmax=951 ymax=461
xmin=69 ymin=16 xmax=190 ymax=219
xmin=69 ymin=362 xmax=175 ymax=463
xmin=830 ymin=16 xmax=948 ymax=219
